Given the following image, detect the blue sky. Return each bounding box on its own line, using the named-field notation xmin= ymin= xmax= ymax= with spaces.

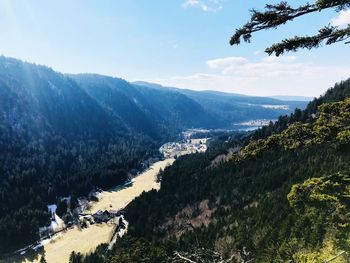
xmin=0 ymin=0 xmax=349 ymax=96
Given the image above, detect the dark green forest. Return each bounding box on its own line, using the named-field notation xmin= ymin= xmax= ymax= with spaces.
xmin=0 ymin=56 xmax=302 ymax=255
xmin=0 ymin=57 xmax=158 ymax=253
xmin=75 ymin=78 xmax=350 ymax=262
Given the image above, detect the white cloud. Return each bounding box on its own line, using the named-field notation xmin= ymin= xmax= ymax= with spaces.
xmin=331 ymin=10 xmax=350 ymax=27
xmin=182 ymin=0 xmax=223 ymax=12
xmin=206 ymin=56 xmax=248 ymax=69
xmin=206 ymin=55 xmax=301 ymax=76
xmin=153 ymin=56 xmax=350 ymax=97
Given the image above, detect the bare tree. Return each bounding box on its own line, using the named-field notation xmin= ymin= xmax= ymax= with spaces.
xmin=170 ymin=247 xmax=253 ymax=263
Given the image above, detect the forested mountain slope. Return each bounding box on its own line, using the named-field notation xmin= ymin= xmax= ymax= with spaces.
xmin=0 ymin=57 xmax=126 ymax=140
xmin=125 ymin=86 xmax=350 ymax=262
xmin=73 ymin=76 xmax=307 ymax=136
xmin=0 ymin=57 xmax=158 ymax=253
xmin=134 ymin=81 xmax=308 ymax=124
xmin=71 ymin=74 xmax=164 ymax=140
xmin=0 ymin=56 xmax=307 ymax=255
xmin=77 ymin=79 xmax=350 ymax=262
xmin=73 ymin=74 xmax=219 ymax=139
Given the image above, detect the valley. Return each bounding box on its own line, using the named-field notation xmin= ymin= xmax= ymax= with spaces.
xmin=23 ymin=224 xmax=114 ymax=263
xmin=11 ymin=158 xmax=175 ymax=263
xmin=10 ymin=135 xmax=212 ymax=263
xmin=0 ymin=56 xmax=308 ymax=257
xmin=0 ymin=1 xmax=349 ymax=262
xmin=86 ymin=158 xmax=175 ymax=215
xmin=0 ymin=57 xmax=348 ymax=263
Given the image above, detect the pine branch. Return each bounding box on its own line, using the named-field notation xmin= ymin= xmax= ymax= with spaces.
xmin=230 ymin=0 xmax=350 ymax=54
xmin=266 ymin=25 xmax=350 ymax=56
xmin=230 ymin=2 xmax=317 ymax=45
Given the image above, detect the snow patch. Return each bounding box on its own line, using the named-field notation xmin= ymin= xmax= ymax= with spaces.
xmin=47 ymin=204 xmax=57 ymax=215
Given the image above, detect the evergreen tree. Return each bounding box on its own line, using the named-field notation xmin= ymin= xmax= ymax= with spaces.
xmin=231 ymin=0 xmax=350 ymax=55
xmin=69 ymin=251 xmax=83 ymax=263
xmin=39 ymin=255 xmax=47 ymax=263
xmin=56 ymin=200 xmax=68 ymax=217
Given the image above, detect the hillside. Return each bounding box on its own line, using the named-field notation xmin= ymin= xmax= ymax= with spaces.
xmin=134 ymin=81 xmax=308 ymax=125
xmin=75 ymin=79 xmax=350 ymax=262
xmin=0 ymin=56 xmax=308 ymax=255
xmin=0 ymin=57 xmax=158 ymax=253
xmin=73 ymin=74 xmax=218 ymax=139
xmin=270 ymin=95 xmax=313 ymax=102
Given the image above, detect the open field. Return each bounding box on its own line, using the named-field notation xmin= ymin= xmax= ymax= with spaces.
xmin=22 ymin=223 xmax=114 ymax=263
xmin=10 ymin=158 xmax=175 ymax=263
xmin=88 ymin=158 xmax=175 ymax=214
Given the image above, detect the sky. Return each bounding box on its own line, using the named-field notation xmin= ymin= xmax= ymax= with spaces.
xmin=0 ymin=0 xmax=349 ymax=97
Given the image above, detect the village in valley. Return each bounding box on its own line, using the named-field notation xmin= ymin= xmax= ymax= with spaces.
xmin=17 ymin=191 xmax=128 ymax=258
xmin=159 ymin=139 xmax=207 ymax=158
xmin=40 ymin=131 xmax=209 ymax=238
xmin=14 ymin=130 xmax=209 ymax=262
xmin=159 ymin=131 xmax=208 ymax=158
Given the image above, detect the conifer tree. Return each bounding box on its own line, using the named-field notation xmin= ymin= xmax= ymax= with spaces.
xmin=39 ymin=255 xmax=47 ymax=263
xmin=231 ymin=0 xmax=350 ymax=55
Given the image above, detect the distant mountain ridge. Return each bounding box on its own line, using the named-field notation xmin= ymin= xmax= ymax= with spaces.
xmin=0 ymin=56 xmax=308 ymax=253
xmin=133 ymin=81 xmax=308 ymax=127
xmin=0 ymin=55 xmax=310 ymax=148
xmin=270 ymin=95 xmax=313 ymax=101
xmin=71 ymin=74 xmax=219 ymax=140
xmin=0 ymin=56 xmax=309 ymax=143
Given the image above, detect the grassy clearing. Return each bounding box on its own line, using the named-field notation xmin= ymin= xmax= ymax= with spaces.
xmin=13 ymin=158 xmax=175 ymax=263
xmin=87 ymin=158 xmax=175 ymax=214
